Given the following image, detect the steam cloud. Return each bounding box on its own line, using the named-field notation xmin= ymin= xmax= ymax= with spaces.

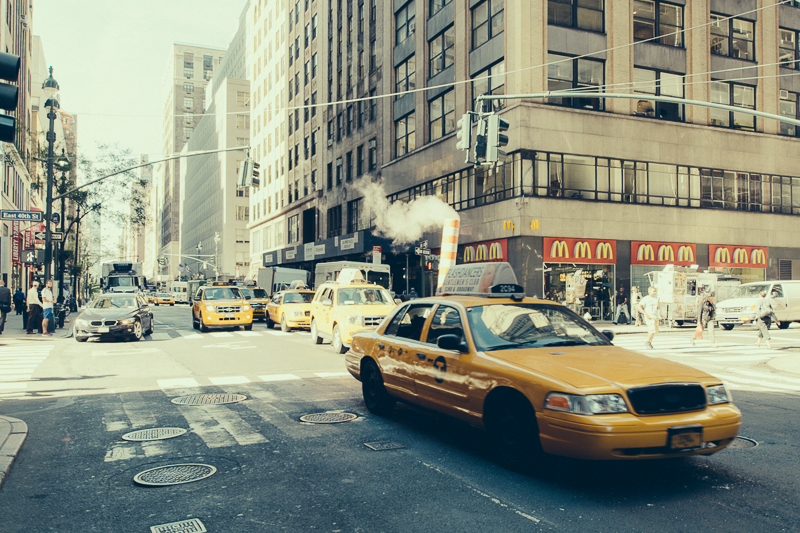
xmin=359 ymin=182 xmax=459 ymax=247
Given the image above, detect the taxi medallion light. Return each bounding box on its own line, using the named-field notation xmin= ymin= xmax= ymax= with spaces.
xmin=707 ymin=385 xmax=730 ymax=405
xmin=545 ymin=392 xmax=629 ymax=415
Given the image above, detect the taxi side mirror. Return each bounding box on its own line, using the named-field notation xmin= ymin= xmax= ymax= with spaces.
xmin=394 ymin=298 xmax=402 ymax=305
xmin=437 ymin=334 xmax=468 ymax=353
xmin=322 ymin=299 xmax=333 ymax=307
xmin=245 ymin=295 xmax=252 ymax=300
xmin=601 ymin=330 xmax=615 ymax=342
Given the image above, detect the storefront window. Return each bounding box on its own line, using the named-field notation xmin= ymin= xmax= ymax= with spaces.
xmin=543 ymin=264 xmax=615 ymax=321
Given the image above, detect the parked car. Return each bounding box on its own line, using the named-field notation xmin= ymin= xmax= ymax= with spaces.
xmin=73 ymin=293 xmax=154 ymax=342
xmin=715 ymin=280 xmax=800 ymax=330
xmin=345 ymin=262 xmax=741 ymax=470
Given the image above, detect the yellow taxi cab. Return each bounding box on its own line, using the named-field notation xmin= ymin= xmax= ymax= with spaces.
xmin=239 ymin=286 xmax=270 ymax=321
xmin=191 ymin=281 xmax=253 ymax=332
xmin=266 ymin=289 xmax=316 ymax=331
xmin=155 ymin=292 xmax=175 ymax=306
xmin=345 ymin=262 xmax=742 ymax=469
xmin=146 ymin=292 xmax=157 ymax=304
xmin=310 ymin=268 xmax=398 ymax=353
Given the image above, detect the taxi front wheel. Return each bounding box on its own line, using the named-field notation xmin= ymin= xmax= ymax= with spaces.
xmin=332 ymin=325 xmax=347 ymax=354
xmin=485 ymin=395 xmax=543 ymax=472
xmin=361 ymin=360 xmax=395 ymax=416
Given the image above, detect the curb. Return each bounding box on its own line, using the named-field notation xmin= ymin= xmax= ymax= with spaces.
xmin=0 ymin=416 xmax=28 ymax=491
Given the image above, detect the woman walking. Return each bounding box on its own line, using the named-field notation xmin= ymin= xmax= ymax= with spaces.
xmin=692 ymin=294 xmax=716 ymax=346
xmin=755 ymin=291 xmax=776 ymax=349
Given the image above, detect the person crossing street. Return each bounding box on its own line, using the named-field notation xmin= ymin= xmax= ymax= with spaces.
xmin=26 ymin=281 xmax=43 ymax=335
xmin=613 ymin=287 xmax=630 ymax=325
xmin=638 ymin=286 xmax=660 ymax=350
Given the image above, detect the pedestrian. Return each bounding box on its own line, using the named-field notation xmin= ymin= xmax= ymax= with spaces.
xmin=695 ymin=294 xmax=716 ymax=346
xmin=630 ymin=287 xmax=642 ymax=326
xmin=408 ymin=288 xmax=418 ymax=300
xmin=26 ymin=280 xmax=43 ymax=334
xmin=638 ymin=286 xmax=660 ymax=349
xmin=41 ymin=279 xmax=54 ymax=336
xmin=613 ymin=287 xmax=630 ymax=325
xmin=754 ymin=290 xmax=777 ymax=349
xmin=0 ymin=280 xmax=11 ymax=335
xmin=13 ymin=287 xmax=25 ymax=314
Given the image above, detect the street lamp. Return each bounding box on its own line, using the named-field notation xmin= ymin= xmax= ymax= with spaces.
xmin=196 ymin=241 xmax=203 ymax=279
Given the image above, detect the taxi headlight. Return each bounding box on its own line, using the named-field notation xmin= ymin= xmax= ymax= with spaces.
xmin=205 ymin=305 xmax=215 ymax=312
xmin=119 ymin=318 xmax=136 ymax=325
xmin=242 ymin=304 xmax=251 ymax=311
xmin=346 ymin=315 xmax=362 ymax=326
xmin=545 ymin=392 xmax=629 ymax=415
xmin=707 ymin=384 xmax=731 ymax=405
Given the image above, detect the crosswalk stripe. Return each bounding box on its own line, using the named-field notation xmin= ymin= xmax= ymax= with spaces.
xmin=698 ymin=355 xmax=771 ymax=362
xmin=0 ymin=382 xmax=27 ymax=390
xmin=236 ymin=331 xmax=262 ymax=337
xmin=258 ymin=374 xmax=301 ymax=381
xmin=718 ymin=375 xmax=800 ymax=391
xmin=209 ymin=376 xmax=251 ymax=385
xmin=148 ymin=332 xmax=172 ymax=341
xmin=265 ymin=331 xmax=292 ymax=336
xmin=209 ymin=332 xmax=235 ymax=338
xmin=721 ymin=368 xmax=800 ymax=384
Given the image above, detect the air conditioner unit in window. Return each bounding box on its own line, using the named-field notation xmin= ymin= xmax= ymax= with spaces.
xmin=327 ymin=138 xmax=333 ymax=146
xmin=780 ymin=90 xmax=789 ymax=100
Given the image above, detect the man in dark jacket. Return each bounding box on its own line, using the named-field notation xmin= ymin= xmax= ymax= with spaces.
xmin=0 ymin=280 xmax=11 ymax=334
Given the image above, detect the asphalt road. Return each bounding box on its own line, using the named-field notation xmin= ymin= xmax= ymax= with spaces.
xmin=0 ymin=305 xmax=798 ymax=532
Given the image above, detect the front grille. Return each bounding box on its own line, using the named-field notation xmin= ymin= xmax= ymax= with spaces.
xmin=721 ymin=307 xmax=744 ymax=314
xmin=627 ymin=383 xmax=706 ymax=415
xmin=91 ymin=320 xmax=117 ymax=326
xmin=251 ymin=303 xmax=266 ymax=309
xmin=364 ymin=316 xmax=383 ymax=327
xmin=215 ymin=305 xmax=241 ymax=313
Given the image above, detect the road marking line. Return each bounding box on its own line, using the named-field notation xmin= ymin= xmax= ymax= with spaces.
xmin=148 ymin=332 xmax=172 ymax=341
xmin=209 ymin=332 xmax=235 ymax=337
xmin=236 ymin=331 xmax=262 ymax=337
xmin=209 ymin=376 xmax=251 ymax=385
xmin=698 ymin=355 xmax=771 ymax=362
xmin=718 ymin=375 xmax=800 ymax=391
xmin=0 ymin=374 xmax=33 ymax=380
xmin=157 ymin=378 xmax=201 ymax=388
xmin=314 ymin=372 xmax=352 ymax=378
xmin=258 ymin=374 xmax=301 ymax=381
xmin=265 ymin=331 xmax=292 ymax=336
xmin=0 ymin=382 xmax=27 ymax=390
xmin=176 ymin=331 xmax=203 ymax=339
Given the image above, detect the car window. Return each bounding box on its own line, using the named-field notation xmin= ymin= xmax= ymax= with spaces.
xmin=387 ymin=304 xmax=434 ymax=342
xmin=283 ymin=292 xmax=314 ymax=303
xmin=771 ymin=285 xmax=784 ymax=298
xmin=730 ymin=284 xmax=769 ymax=299
xmin=426 ymin=305 xmax=464 ymax=346
xmin=383 ymin=305 xmax=408 ymax=336
xmin=195 ymin=289 xmax=203 ymax=301
xmin=90 ymin=296 xmax=137 ymax=309
xmin=203 ymin=287 xmax=243 ymax=300
xmin=336 ymin=287 xmax=392 ymax=305
xmin=467 ymin=303 xmax=611 ymax=351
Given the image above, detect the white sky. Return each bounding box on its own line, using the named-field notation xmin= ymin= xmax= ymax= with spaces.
xmin=32 ymin=1 xmax=247 ymax=251
xmin=33 ymin=0 xmax=247 ymax=159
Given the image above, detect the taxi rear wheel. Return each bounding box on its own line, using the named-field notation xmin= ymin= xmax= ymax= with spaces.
xmin=361 ymin=360 xmax=395 ymax=416
xmin=332 ymin=325 xmax=347 ymax=354
xmin=310 ymin=319 xmax=322 ymax=344
xmin=265 ymin=314 xmax=273 ymax=328
xmin=486 ymin=395 xmax=543 ymax=472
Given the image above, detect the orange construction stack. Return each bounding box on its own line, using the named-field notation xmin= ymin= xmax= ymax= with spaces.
xmin=437 ymin=218 xmax=460 ymax=289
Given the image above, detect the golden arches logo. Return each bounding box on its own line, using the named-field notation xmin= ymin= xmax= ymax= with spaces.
xmin=733 ymin=248 xmax=749 ymax=264
xmin=530 ymin=219 xmax=540 ymax=230
xmin=503 ymin=220 xmax=515 ymax=231
xmin=489 ymin=242 xmax=503 ymax=260
xmin=714 ymin=247 xmax=732 ymax=264
xmin=550 ymin=240 xmax=569 ymax=258
xmin=678 ymin=246 xmax=694 ymax=262
xmin=597 ymin=242 xmax=614 ymax=260
xmin=751 ymin=248 xmax=766 ymax=264
xmin=476 ymin=244 xmax=489 ymax=261
xmin=658 ymin=245 xmax=675 ymax=262
xmin=637 ymin=244 xmax=655 ymax=261
xmin=463 ymin=246 xmax=475 ymax=263
xmin=574 ymin=241 xmax=592 ymax=259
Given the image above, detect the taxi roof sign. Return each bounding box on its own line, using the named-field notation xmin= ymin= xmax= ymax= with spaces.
xmin=336 ymin=268 xmax=366 ymax=285
xmin=437 ymin=262 xmax=522 ymax=297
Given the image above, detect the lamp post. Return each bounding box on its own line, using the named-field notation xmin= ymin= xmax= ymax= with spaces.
xmin=72 ymin=203 xmax=81 ymax=307
xmin=213 ymin=232 xmax=220 ymax=281
xmin=41 ymin=67 xmax=61 ymax=283
xmin=56 ymin=161 xmax=69 ymax=306
xmin=196 ymin=241 xmax=202 ymax=278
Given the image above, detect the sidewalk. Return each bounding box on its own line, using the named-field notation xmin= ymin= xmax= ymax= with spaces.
xmin=0 ymin=310 xmax=74 ymax=343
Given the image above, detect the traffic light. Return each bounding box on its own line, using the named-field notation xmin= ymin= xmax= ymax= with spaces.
xmin=0 ymin=53 xmax=20 ymax=143
xmin=237 ymin=158 xmax=254 ymax=187
xmin=251 ymin=161 xmax=260 ymax=186
xmin=486 ymin=114 xmax=509 ymax=163
xmin=455 ymin=114 xmax=471 ymax=161
xmin=474 ymin=118 xmax=487 ymax=161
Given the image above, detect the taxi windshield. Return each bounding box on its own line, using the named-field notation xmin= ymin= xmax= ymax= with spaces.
xmin=241 ymin=288 xmax=268 ymax=299
xmin=90 ymin=296 xmax=137 ymax=309
xmin=467 ymin=303 xmax=611 ymax=350
xmin=204 ymin=287 xmax=243 ymax=300
xmin=283 ymin=292 xmax=314 ymax=304
xmin=337 ymin=287 xmax=392 ymax=305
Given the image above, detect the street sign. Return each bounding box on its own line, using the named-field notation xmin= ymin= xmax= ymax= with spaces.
xmin=51 ymin=212 xmax=61 ymax=225
xmin=34 ymin=231 xmax=63 ymax=241
xmin=1 ymin=210 xmax=42 ymax=222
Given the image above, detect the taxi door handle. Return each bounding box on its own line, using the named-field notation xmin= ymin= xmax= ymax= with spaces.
xmin=416 ymin=352 xmax=426 ymax=360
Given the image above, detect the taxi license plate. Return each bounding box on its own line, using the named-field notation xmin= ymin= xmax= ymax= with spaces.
xmin=98 ymin=326 xmax=109 ymax=333
xmin=225 ymin=312 xmax=235 ymax=318
xmin=668 ymin=426 xmax=703 ymax=450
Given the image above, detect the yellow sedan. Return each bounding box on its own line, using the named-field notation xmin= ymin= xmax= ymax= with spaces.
xmin=155 ymin=293 xmax=175 ymax=306
xmin=266 ymin=290 xmax=315 ymax=332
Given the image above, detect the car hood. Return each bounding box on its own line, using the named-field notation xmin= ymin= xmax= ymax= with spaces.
xmin=281 ymin=302 xmax=311 ymax=310
xmin=717 ymin=298 xmax=758 ymax=310
xmin=203 ymin=299 xmax=245 ymax=305
xmin=78 ymin=307 xmax=139 ymax=321
xmin=482 ymin=345 xmax=717 ymax=391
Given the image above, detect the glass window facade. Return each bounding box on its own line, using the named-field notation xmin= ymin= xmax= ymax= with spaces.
xmin=633 ymin=1 xmax=682 ymax=46
xmin=711 ymin=15 xmax=754 ymax=61
xmin=547 ymin=54 xmax=604 ymax=111
xmin=472 ymin=0 xmax=504 ymax=49
xmin=548 ymin=0 xmax=604 ymax=33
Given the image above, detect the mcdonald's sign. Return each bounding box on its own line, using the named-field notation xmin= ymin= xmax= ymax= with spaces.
xmin=503 ymin=220 xmax=515 ymax=231
xmin=458 ymin=239 xmax=508 ymax=264
xmin=709 ymin=245 xmax=767 ymax=268
xmin=544 ymin=237 xmax=616 ymax=264
xmin=631 ymin=241 xmax=696 ymax=266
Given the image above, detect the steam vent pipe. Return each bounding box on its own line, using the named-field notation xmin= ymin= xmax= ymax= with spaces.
xmin=437 ymin=218 xmax=460 ymax=289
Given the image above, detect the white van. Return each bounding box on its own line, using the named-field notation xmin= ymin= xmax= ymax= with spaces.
xmin=715 ymin=281 xmax=800 ymax=330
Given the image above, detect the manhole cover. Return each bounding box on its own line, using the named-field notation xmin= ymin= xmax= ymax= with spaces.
xmin=728 ymin=436 xmax=758 ymax=449
xmin=364 ymin=441 xmax=405 ymax=451
xmin=150 ymin=518 xmax=207 ymax=533
xmin=171 ymin=393 xmax=247 ymax=406
xmin=299 ymin=412 xmax=358 ymax=423
xmin=133 ymin=463 xmax=217 ymax=486
xmin=122 ymin=428 xmax=188 ymax=442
